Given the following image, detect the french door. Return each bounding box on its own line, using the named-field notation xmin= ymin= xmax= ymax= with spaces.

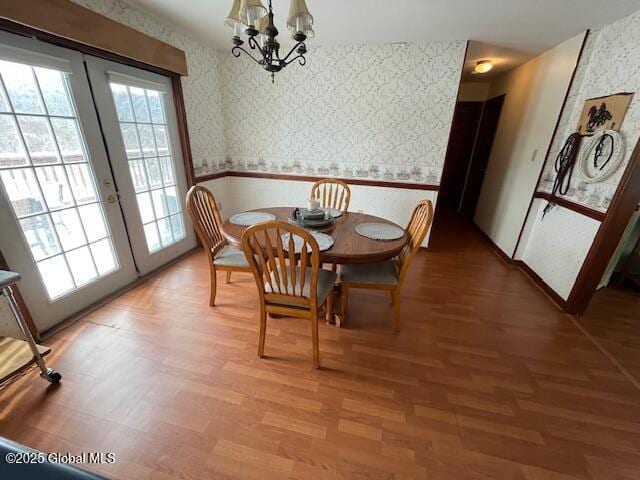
xmin=0 ymin=32 xmax=195 ymax=332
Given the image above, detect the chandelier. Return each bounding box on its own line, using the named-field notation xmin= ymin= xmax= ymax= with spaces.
xmin=225 ymin=0 xmax=314 ymax=82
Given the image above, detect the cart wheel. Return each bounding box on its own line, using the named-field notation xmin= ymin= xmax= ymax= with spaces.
xmin=42 ymin=369 xmax=62 ymax=383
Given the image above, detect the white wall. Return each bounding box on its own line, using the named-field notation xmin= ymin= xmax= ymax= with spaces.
xmin=517 ymin=9 xmax=640 ymax=300
xmin=474 ymin=33 xmax=585 ymax=257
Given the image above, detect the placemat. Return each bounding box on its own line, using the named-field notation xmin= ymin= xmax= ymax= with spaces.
xmin=355 ymin=222 xmax=404 ymax=241
xmin=281 ymin=232 xmax=334 ymax=253
xmin=229 ymin=211 xmax=276 ymax=226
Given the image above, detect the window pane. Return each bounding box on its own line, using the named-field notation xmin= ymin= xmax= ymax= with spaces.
xmin=0 ymin=169 xmax=45 ymax=217
xmin=34 ymin=67 xmax=72 ymax=116
xmin=147 ymin=90 xmax=164 ymax=123
xmin=145 ymin=157 xmax=162 ymax=188
xmin=19 ymin=214 xmax=61 ymax=261
xmin=153 ymin=125 xmax=169 ymax=156
xmin=120 ymin=123 xmax=141 ymax=159
xmin=78 ymin=203 xmax=108 ymax=242
xmin=136 ymin=192 xmax=154 ymax=223
xmin=0 ymin=86 xmax=9 ymax=112
xmin=51 ymin=208 xmax=85 ymax=250
xmin=144 ymin=223 xmax=160 ymax=252
xmin=17 ymin=115 xmax=59 ymax=165
xmin=0 ymin=60 xmax=44 ymax=114
xmin=130 ymin=87 xmax=150 ymax=122
xmin=128 ymin=159 xmax=148 ymax=192
xmin=159 ymin=156 xmax=174 ymax=186
xmin=110 ymin=84 xmax=133 ymax=122
xmin=90 ymin=238 xmax=117 ymax=275
xmin=66 ymin=246 xmax=97 ymax=286
xmin=35 ymin=165 xmax=74 ymax=210
xmin=37 ymin=254 xmax=74 ymax=298
xmin=51 ymin=118 xmax=85 ymax=163
xmin=0 ymin=114 xmax=28 ymax=168
xmin=164 ymin=186 xmax=179 ymax=215
xmin=66 ymin=163 xmax=97 ymax=204
xmin=138 ymin=124 xmax=156 ymax=157
xmin=151 ymin=188 xmax=169 ymax=219
xmin=158 ymin=217 xmax=173 ymax=246
xmin=170 ymin=214 xmax=184 ymax=240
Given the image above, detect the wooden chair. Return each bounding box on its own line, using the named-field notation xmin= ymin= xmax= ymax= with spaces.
xmin=311 ymin=178 xmax=351 ymax=212
xmin=340 ymin=199 xmax=434 ymax=331
xmin=186 ymin=185 xmax=251 ymax=306
xmin=241 ymin=221 xmax=336 ymax=368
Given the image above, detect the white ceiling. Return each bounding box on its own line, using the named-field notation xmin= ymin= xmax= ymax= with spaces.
xmin=126 ymin=0 xmax=640 ymax=55
xmin=462 ymin=42 xmax=537 ymax=81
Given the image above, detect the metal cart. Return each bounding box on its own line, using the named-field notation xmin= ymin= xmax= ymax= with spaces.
xmin=0 ymin=270 xmax=61 ymax=385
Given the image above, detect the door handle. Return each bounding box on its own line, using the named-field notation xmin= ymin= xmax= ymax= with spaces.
xmin=104 ymin=193 xmax=119 ymax=205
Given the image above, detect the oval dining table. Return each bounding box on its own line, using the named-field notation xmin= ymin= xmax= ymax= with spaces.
xmin=222 ymin=207 xmax=408 ymax=326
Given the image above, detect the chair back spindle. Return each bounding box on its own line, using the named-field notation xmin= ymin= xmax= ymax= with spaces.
xmin=242 ymin=222 xmax=321 ymax=309
xmin=311 ymin=179 xmax=351 ymax=212
xmin=186 ymin=186 xmax=227 ymax=260
xmin=397 ymin=199 xmax=434 ymax=283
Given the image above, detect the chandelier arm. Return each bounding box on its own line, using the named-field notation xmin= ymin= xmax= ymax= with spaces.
xmin=247 ymin=35 xmax=267 ymax=58
xmin=282 ymin=54 xmax=307 ymax=67
xmin=280 ymin=41 xmax=306 ymax=64
xmin=231 ymin=45 xmax=264 ymax=65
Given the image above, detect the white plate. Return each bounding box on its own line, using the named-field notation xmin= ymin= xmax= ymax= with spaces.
xmin=229 ymin=211 xmax=276 ymax=226
xmin=322 ymin=207 xmax=342 ymax=218
xmin=355 ymin=222 xmax=404 ymax=241
xmin=281 ymin=232 xmax=334 ymax=253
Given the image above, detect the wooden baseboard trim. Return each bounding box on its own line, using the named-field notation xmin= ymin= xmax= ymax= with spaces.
xmin=533 ymin=191 xmax=606 ymax=222
xmin=514 ymin=260 xmax=568 ymax=310
xmin=195 ymin=170 xmax=440 ymax=191
xmin=473 ymin=224 xmax=513 ymax=264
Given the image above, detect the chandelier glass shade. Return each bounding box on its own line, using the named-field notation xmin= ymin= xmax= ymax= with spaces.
xmin=225 ymin=0 xmax=314 ymax=81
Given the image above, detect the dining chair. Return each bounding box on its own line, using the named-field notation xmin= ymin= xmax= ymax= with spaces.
xmin=311 ymin=178 xmax=351 ymax=212
xmin=186 ymin=185 xmax=251 ymax=307
xmin=241 ymin=221 xmax=336 ymax=368
xmin=339 ymin=199 xmax=434 ymax=331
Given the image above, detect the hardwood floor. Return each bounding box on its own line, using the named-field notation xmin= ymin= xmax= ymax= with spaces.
xmin=1 ymin=219 xmax=640 ymax=479
xmin=578 ymin=282 xmax=640 ymax=386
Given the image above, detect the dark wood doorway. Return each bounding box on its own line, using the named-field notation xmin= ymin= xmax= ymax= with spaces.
xmin=460 ymin=94 xmax=505 ymax=217
xmin=438 ymin=95 xmax=505 ymax=219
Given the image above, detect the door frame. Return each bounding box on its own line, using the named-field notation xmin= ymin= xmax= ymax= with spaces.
xmin=0 ymin=18 xmax=196 ymax=335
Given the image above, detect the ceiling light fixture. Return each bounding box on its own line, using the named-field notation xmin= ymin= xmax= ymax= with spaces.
xmin=225 ymin=0 xmax=314 ymax=82
xmin=474 ymin=60 xmax=493 ymax=74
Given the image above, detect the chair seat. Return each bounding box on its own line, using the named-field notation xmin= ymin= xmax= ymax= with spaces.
xmin=265 ymin=267 xmax=337 ymax=307
xmin=213 ymin=245 xmax=249 ymax=268
xmin=340 ymin=259 xmax=399 ymax=285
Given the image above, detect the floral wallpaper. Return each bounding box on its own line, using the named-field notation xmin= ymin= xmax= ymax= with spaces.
xmin=538 ymin=9 xmax=640 ymax=212
xmin=73 ymin=0 xmax=227 ymax=173
xmin=213 ymin=41 xmax=466 ymax=185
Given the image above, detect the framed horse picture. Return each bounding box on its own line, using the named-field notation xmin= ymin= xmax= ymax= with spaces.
xmin=577 ymin=93 xmax=633 ymax=136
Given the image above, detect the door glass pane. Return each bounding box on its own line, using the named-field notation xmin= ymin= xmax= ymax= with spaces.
xmin=51 ymin=118 xmax=85 ymax=162
xmin=0 ymin=60 xmax=44 ymax=114
xmin=17 ymin=115 xmax=59 ymax=165
xmin=0 ymin=60 xmax=120 ymax=300
xmin=35 ymin=165 xmax=74 ymax=210
xmin=0 ymin=114 xmax=28 ymax=167
xmin=34 ymin=67 xmax=72 ymax=116
xmin=109 ymin=82 xmax=187 ymax=254
xmin=19 ymin=214 xmax=61 ymax=261
xmin=66 ymin=246 xmax=98 ymax=286
xmin=0 ymin=169 xmax=46 ymax=217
